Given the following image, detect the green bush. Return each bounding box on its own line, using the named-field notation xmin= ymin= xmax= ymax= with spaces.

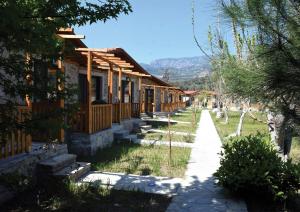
xmin=214 ymin=134 xmax=300 ymax=201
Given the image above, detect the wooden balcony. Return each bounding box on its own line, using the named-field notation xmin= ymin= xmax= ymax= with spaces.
xmin=0 ymin=106 xmax=32 ymax=159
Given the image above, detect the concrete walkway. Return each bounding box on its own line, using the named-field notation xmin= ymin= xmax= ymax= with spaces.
xmin=166 ymin=110 xmax=247 ymax=212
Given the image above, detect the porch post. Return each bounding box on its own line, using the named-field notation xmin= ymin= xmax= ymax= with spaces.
xmin=128 ymin=76 xmax=132 ymax=118
xmin=87 ymin=51 xmax=93 ymax=133
xmin=138 ymin=77 xmax=142 ymax=114
xmin=108 ymin=63 xmax=113 ymax=104
xmin=57 ymin=58 xmax=65 ymax=142
xmin=118 ymin=67 xmax=122 ymax=123
xmin=153 ymin=85 xmax=156 ymax=113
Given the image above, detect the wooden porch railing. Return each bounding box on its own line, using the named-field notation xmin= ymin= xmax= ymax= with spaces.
xmin=32 ymin=101 xmax=63 ymax=142
xmin=69 ymin=104 xmax=88 ymax=133
xmin=121 ymin=103 xmax=131 ymax=120
xmin=91 ymin=104 xmax=112 ymax=133
xmin=0 ymin=106 xmax=32 ymax=159
xmin=112 ymin=103 xmax=120 ymax=123
xmin=70 ymin=104 xmax=112 ymax=133
xmin=131 ymin=103 xmax=140 ymax=118
xmin=112 ymin=103 xmax=132 ymax=122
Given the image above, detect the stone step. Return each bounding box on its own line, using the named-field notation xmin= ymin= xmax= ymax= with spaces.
xmin=119 ymin=134 xmax=138 ymax=143
xmin=53 ymin=162 xmax=91 ymax=181
xmin=38 ymin=154 xmax=77 ymax=174
xmin=0 ymin=185 xmax=15 ymax=205
xmin=113 ymin=130 xmax=130 ymax=140
xmin=140 ymin=125 xmax=152 ymax=132
xmin=137 ymin=121 xmax=147 ymax=127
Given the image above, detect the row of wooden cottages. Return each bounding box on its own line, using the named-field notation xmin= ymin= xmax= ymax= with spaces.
xmin=0 ymin=28 xmax=186 ymax=159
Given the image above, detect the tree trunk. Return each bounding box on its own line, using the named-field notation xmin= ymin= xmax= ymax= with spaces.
xmin=236 ymin=110 xmax=246 ymax=136
xmin=224 ymin=106 xmax=229 ymax=124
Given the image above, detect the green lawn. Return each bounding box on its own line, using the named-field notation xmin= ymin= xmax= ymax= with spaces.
xmin=2 ymin=183 xmax=171 ymax=212
xmin=210 ymin=111 xmax=268 ymax=140
xmin=80 ymin=142 xmax=191 ymax=178
xmin=138 ymin=131 xmax=195 ymax=143
xmin=210 ymin=110 xmax=300 ymax=164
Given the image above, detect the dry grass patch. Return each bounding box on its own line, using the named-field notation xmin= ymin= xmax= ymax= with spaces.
xmin=80 ymin=142 xmax=191 ymax=178
xmin=138 ymin=132 xmax=195 ymax=143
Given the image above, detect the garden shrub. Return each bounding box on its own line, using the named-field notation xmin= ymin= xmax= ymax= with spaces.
xmin=214 ymin=134 xmax=300 ymax=201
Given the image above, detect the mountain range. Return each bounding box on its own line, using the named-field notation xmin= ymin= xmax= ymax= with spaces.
xmin=140 ymin=56 xmax=211 ymax=82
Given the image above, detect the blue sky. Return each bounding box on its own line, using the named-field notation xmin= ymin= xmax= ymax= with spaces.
xmin=75 ymin=0 xmax=234 ymax=64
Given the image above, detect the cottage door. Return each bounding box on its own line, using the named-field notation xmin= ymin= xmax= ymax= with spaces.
xmin=145 ymin=89 xmax=154 ymax=113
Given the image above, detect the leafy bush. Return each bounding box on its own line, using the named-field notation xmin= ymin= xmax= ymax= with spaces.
xmin=214 ymin=134 xmax=300 ymax=201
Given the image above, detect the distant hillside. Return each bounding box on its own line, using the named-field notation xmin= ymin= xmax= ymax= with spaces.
xmin=141 ymin=56 xmax=211 ymax=81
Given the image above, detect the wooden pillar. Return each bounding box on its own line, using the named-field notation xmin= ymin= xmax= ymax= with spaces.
xmin=57 ymin=58 xmax=65 ymax=142
xmin=153 ymin=85 xmax=156 ymax=113
xmin=129 ymin=77 xmax=132 ymax=103
xmin=138 ymin=77 xmax=142 ymax=114
xmin=108 ymin=63 xmax=113 ymax=104
xmin=87 ymin=51 xmax=92 ymax=133
xmin=128 ymin=77 xmax=132 ymax=119
xmin=118 ymin=67 xmax=122 ymax=122
xmin=25 ymin=53 xmax=32 ymax=108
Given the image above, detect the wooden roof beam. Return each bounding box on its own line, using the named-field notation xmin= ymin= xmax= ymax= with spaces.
xmin=80 ymin=51 xmax=115 ymax=57
xmin=57 ymin=34 xmax=85 ymax=39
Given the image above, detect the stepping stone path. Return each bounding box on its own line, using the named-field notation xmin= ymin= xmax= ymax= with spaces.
xmin=79 ymin=172 xmax=183 ymax=196
xmin=133 ymin=139 xmax=194 ymax=148
xmin=166 ymin=110 xmax=247 ymax=212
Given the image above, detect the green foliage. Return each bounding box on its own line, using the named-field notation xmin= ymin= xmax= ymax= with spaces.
xmin=173 ymin=75 xmax=214 ymax=91
xmin=214 ymin=134 xmax=300 ymax=201
xmin=0 ymin=172 xmax=33 ymax=192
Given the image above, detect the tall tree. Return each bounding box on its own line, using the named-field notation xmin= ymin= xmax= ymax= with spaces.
xmin=220 ymin=0 xmax=300 ymax=122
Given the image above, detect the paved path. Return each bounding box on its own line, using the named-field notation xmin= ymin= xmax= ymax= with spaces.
xmin=166 ymin=110 xmax=247 ymax=212
xmin=79 ymin=171 xmax=183 ymax=195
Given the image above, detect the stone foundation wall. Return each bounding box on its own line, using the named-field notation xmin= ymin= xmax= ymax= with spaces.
xmin=68 ymin=119 xmax=142 ymax=156
xmin=68 ymin=128 xmax=114 ymax=156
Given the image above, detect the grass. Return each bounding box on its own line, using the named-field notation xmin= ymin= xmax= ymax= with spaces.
xmin=171 ymin=109 xmax=200 ymax=122
xmin=137 ymin=132 xmax=195 ymax=143
xmin=150 ymin=108 xmax=201 ymax=134
xmin=2 ymin=181 xmax=171 ymax=212
xmin=210 ymin=111 xmax=268 ymax=140
xmin=290 ymin=137 xmax=300 ymax=164
xmin=80 ymin=142 xmax=191 ymax=178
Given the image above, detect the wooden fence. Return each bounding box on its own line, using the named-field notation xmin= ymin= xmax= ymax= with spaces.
xmin=0 ymin=106 xmax=32 ymax=159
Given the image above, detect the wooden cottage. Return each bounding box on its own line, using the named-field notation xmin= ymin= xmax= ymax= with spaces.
xmin=0 ymin=28 xmax=186 ymax=159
